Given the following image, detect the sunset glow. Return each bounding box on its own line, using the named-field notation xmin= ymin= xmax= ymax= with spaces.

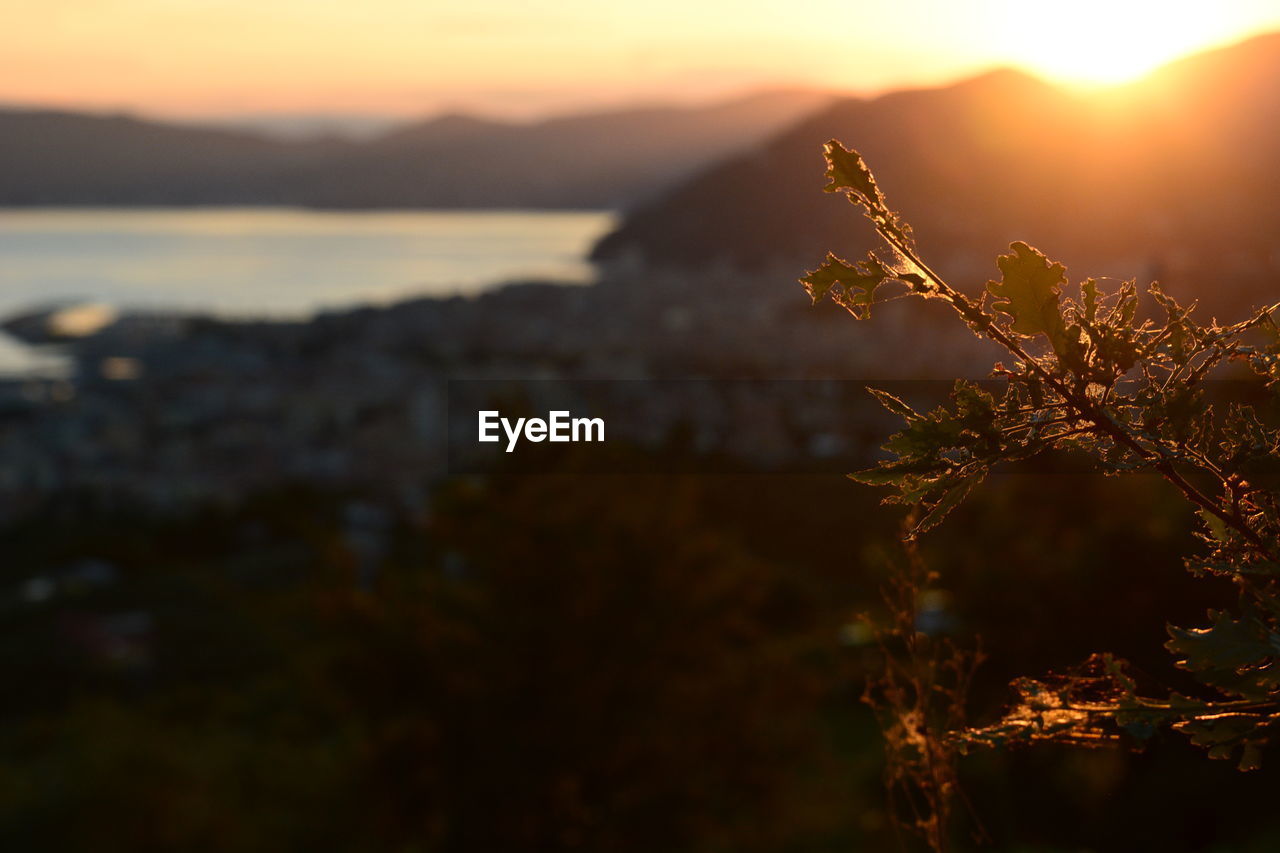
xmin=990 ymin=0 xmax=1258 ymax=85
xmin=1 ymin=0 xmax=1279 ymax=118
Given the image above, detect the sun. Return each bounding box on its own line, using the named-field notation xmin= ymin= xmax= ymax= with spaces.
xmin=991 ymin=1 xmax=1228 ymax=86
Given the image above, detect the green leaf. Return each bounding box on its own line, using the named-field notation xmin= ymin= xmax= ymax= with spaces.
xmin=986 ymin=242 xmax=1068 ymax=341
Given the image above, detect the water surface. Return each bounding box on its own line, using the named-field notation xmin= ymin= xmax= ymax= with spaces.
xmin=0 ymin=207 xmax=616 ymax=374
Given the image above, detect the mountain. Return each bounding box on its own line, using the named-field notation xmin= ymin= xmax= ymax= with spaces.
xmin=591 ymin=33 xmax=1280 ymax=314
xmin=0 ymin=90 xmax=832 ymax=209
xmin=198 ymin=113 xmax=404 ymax=141
xmin=252 ymin=90 xmax=834 ymax=208
xmin=592 ymin=69 xmax=1090 ymax=271
xmin=0 ymin=111 xmax=345 ymax=204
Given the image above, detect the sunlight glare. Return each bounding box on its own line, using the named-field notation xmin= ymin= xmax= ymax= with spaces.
xmin=993 ymin=1 xmax=1225 ymax=85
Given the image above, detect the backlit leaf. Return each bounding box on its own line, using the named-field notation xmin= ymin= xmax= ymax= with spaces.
xmin=799 ymin=252 xmax=896 ymax=318
xmin=986 ymin=242 xmax=1068 ymax=341
xmin=821 ymin=139 xmax=884 ymax=210
xmin=1166 ymin=609 xmax=1280 ymax=674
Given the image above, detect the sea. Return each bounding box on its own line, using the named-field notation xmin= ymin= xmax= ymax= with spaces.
xmin=0 ymin=208 xmax=616 ymax=375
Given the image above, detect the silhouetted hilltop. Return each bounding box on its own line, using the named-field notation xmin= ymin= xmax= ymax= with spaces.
xmin=592 ymin=69 xmax=1086 ymax=273
xmin=0 ymin=90 xmax=831 ymax=208
xmin=592 ymin=34 xmax=1280 ymax=313
xmin=1139 ymin=31 xmax=1280 ymax=114
xmin=0 ymin=110 xmax=346 ymax=204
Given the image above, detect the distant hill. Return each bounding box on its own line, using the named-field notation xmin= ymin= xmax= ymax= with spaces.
xmin=0 ymin=90 xmax=832 ymax=209
xmin=0 ymin=111 xmax=340 ymax=205
xmin=592 ymin=33 xmax=1280 ymax=314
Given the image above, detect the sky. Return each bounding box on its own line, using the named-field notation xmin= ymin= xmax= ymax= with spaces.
xmin=3 ymin=0 xmax=1280 ymax=121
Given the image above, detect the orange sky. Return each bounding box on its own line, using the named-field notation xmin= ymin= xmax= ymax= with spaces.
xmin=3 ymin=0 xmax=1280 ymax=119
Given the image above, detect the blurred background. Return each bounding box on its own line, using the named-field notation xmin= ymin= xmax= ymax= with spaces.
xmin=3 ymin=1 xmax=1280 ymax=849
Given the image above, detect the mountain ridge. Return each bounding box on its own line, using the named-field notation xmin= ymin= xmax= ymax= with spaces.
xmin=590 ymin=33 xmax=1280 ymax=315
xmin=0 ymin=90 xmax=832 ymax=209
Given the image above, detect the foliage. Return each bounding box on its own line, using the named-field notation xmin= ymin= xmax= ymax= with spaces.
xmin=0 ymin=479 xmax=875 ymax=852
xmin=803 ymin=139 xmax=1280 ymax=846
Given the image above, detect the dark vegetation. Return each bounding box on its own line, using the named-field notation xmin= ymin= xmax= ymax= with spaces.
xmin=11 ymin=470 xmax=1280 ymax=849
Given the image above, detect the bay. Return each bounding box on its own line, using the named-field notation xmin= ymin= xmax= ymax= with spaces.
xmin=0 ymin=207 xmax=616 ymax=374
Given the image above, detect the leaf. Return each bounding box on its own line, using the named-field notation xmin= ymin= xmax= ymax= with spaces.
xmin=1166 ymin=609 xmax=1280 ymax=674
xmin=1176 ymin=714 xmax=1272 ymax=770
xmin=852 ymin=383 xmax=1001 ymax=524
xmin=1199 ymin=509 xmax=1229 ymax=543
xmin=911 ymin=469 xmax=985 ymax=535
xmin=1115 ymin=281 xmax=1138 ymax=327
xmin=799 ymin=252 xmax=895 ymax=318
xmin=821 ymin=139 xmax=884 ymax=210
xmin=1081 ymin=278 xmax=1100 ymax=324
xmin=870 ymin=382 xmax=1001 ymax=462
xmin=1240 ymin=742 xmax=1265 ymax=771
xmin=986 ymin=242 xmax=1068 ymax=341
xmin=866 ymin=387 xmax=918 ymax=420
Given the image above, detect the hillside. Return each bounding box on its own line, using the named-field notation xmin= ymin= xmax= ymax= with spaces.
xmin=592 ymin=33 xmax=1280 ymax=313
xmin=0 ymin=111 xmax=342 ymax=204
xmin=0 ymin=90 xmax=831 ymax=209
